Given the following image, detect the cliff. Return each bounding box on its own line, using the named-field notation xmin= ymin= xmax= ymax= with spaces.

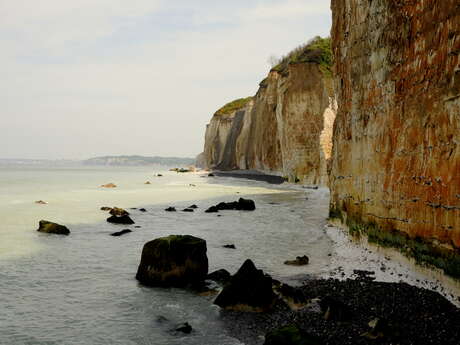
xmin=202 ymin=37 xmax=336 ymax=185
xmin=329 ymin=0 xmax=460 ymax=263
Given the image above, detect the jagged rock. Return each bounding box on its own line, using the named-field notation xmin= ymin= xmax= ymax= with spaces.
xmin=319 ymin=296 xmax=350 ymax=321
xmin=284 ymin=255 xmax=309 ymax=266
xmin=109 ymin=207 xmax=129 ymax=217
xmin=107 ymin=215 xmax=135 ymax=225
xmin=135 ymin=235 xmax=208 ymax=287
xmin=205 ymin=206 xmax=219 ymax=213
xmin=100 ymin=183 xmax=117 ymax=188
xmin=207 ymin=269 xmax=231 ymax=284
xmin=174 ymin=322 xmax=192 ymax=334
xmin=110 ymin=229 xmax=132 ymax=237
xmin=223 ymin=244 xmax=236 ymax=249
xmin=37 ymin=220 xmax=70 ymax=235
xmin=214 ymin=259 xmax=276 ymax=312
xmin=188 ymin=204 xmax=198 ymax=209
xmin=165 ymin=207 xmax=176 ymax=212
xmin=100 ymin=206 xmax=112 ymax=211
xmin=264 ymin=325 xmax=322 ymax=345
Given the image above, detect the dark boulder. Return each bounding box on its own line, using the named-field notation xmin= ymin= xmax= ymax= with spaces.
xmin=110 ymin=229 xmax=132 ymax=237
xmin=165 ymin=207 xmax=176 ymax=212
xmin=319 ymin=296 xmax=350 ymax=321
xmin=182 ymin=208 xmax=194 ymax=212
xmin=175 ymin=322 xmax=192 ymax=334
xmin=208 ymin=173 xmax=215 ymax=177
xmin=37 ymin=220 xmax=70 ymax=235
xmin=157 ymin=174 xmax=163 ymax=177
xmin=205 ymin=206 xmax=219 ymax=213
xmin=236 ymin=198 xmax=256 ymax=211
xmin=214 ymin=259 xmax=276 ymax=312
xmin=188 ymin=204 xmax=198 ymax=209
xmin=276 ymin=284 xmax=309 ymax=307
xmin=207 ymin=269 xmax=232 ymax=284
xmin=136 ymin=235 xmax=208 ymax=287
xmin=107 ymin=215 xmax=135 ymax=225
xmin=109 ymin=207 xmax=129 ymax=217
xmin=139 ymin=208 xmax=147 ymax=212
xmin=264 ymin=325 xmax=322 ymax=345
xmin=284 ymin=255 xmax=309 ymax=266
xmin=223 ymin=244 xmax=236 ymax=249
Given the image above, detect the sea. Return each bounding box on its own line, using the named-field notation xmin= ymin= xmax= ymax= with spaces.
xmin=0 ymin=165 xmax=458 ymax=345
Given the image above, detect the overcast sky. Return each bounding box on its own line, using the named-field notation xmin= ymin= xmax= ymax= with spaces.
xmin=0 ymin=0 xmax=331 ymax=160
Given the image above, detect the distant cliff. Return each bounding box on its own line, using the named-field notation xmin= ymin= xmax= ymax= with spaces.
xmin=201 ymin=37 xmax=336 ymax=185
xmin=84 ymin=155 xmax=194 ymax=167
xmin=329 ymin=0 xmax=460 ymax=268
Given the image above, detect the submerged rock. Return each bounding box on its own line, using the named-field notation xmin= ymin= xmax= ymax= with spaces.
xmin=264 ymin=325 xmax=322 ymax=345
xmin=139 ymin=208 xmax=147 ymax=212
xmin=188 ymin=204 xmax=198 ymax=209
xmin=37 ymin=220 xmax=70 ymax=235
xmin=165 ymin=207 xmax=176 ymax=212
xmin=214 ymin=259 xmax=276 ymax=312
xmin=174 ymin=322 xmax=192 ymax=334
xmin=109 ymin=207 xmax=129 ymax=217
xmin=107 ymin=215 xmax=135 ymax=225
xmin=207 ymin=269 xmax=232 ymax=284
xmin=284 ymin=255 xmax=309 ymax=266
xmin=205 ymin=198 xmax=256 ymax=213
xmin=100 ymin=183 xmax=117 ymax=188
xmin=223 ymin=244 xmax=236 ymax=249
xmin=182 ymin=208 xmax=194 ymax=212
xmin=110 ymin=229 xmax=132 ymax=237
xmin=205 ymin=206 xmax=219 ymax=213
xmin=135 ymin=235 xmax=208 ymax=287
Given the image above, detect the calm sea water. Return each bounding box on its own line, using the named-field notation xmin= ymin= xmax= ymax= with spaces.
xmin=0 ymin=165 xmax=332 ymax=345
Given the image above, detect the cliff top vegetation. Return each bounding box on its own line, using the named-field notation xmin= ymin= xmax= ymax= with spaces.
xmin=271 ymin=36 xmax=332 ymax=77
xmin=215 ymin=97 xmax=253 ymax=115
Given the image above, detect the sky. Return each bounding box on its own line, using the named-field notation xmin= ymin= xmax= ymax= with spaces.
xmin=0 ymin=0 xmax=332 ymax=160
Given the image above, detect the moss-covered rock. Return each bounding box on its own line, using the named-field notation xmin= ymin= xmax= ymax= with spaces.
xmin=135 ymin=235 xmax=208 ymax=287
xmin=37 ymin=220 xmax=70 ymax=235
xmin=214 ymin=259 xmax=276 ymax=312
xmin=264 ymin=325 xmax=322 ymax=345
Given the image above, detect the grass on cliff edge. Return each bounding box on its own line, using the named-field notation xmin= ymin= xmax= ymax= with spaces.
xmin=215 ymin=97 xmax=253 ymax=116
xmin=329 ymin=208 xmax=460 ymax=279
xmin=271 ymin=36 xmax=332 ymax=77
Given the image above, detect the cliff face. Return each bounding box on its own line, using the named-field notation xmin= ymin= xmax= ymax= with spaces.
xmin=330 ymin=0 xmax=460 ymax=249
xmin=202 ymin=59 xmax=336 ymax=185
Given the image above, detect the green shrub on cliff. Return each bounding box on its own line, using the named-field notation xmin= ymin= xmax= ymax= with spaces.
xmin=215 ymin=97 xmax=253 ymax=115
xmin=271 ymin=36 xmax=332 ymax=77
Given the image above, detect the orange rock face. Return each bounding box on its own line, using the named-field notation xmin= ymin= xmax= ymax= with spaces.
xmin=330 ymin=0 xmax=460 ymax=248
xmin=203 ymin=63 xmax=336 ymax=185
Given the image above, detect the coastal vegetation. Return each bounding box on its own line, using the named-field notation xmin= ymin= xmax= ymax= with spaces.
xmin=215 ymin=97 xmax=253 ymax=116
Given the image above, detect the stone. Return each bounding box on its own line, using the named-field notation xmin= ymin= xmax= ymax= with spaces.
xmin=264 ymin=325 xmax=322 ymax=345
xmin=361 ymin=318 xmax=390 ymax=340
xmin=182 ymin=208 xmax=194 ymax=212
xmin=100 ymin=183 xmax=117 ymax=188
xmin=139 ymin=208 xmax=147 ymax=212
xmin=110 ymin=229 xmax=132 ymax=237
xmin=284 ymin=255 xmax=309 ymax=266
xmin=223 ymin=244 xmax=236 ymax=249
xmin=236 ymin=198 xmax=256 ymax=211
xmin=144 ymin=181 xmax=151 ymax=184
xmin=37 ymin=220 xmax=70 ymax=235
xmin=135 ymin=235 xmax=208 ymax=287
xmin=207 ymin=269 xmax=231 ymax=284
xmin=213 ymin=259 xmax=276 ymax=312
xmin=109 ymin=207 xmax=129 ymax=217
xmin=174 ymin=322 xmax=192 ymax=334
xmin=205 ymin=206 xmax=219 ymax=213
xmin=188 ymin=204 xmax=198 ymax=209
xmin=100 ymin=206 xmax=112 ymax=211
xmin=165 ymin=207 xmax=176 ymax=212
xmin=206 ymin=198 xmax=256 ymax=213
xmin=35 ymin=200 xmax=48 ymax=205
xmin=107 ymin=215 xmax=135 ymax=225
xmin=157 ymin=174 xmax=163 ymax=177
xmin=208 ymin=173 xmax=215 ymax=177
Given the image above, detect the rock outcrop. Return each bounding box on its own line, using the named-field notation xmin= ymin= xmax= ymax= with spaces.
xmin=329 ymin=1 xmax=460 ymax=253
xmin=201 ymin=37 xmax=336 ymax=185
xmin=135 ymin=235 xmax=208 ymax=287
xmin=37 ymin=220 xmax=70 ymax=235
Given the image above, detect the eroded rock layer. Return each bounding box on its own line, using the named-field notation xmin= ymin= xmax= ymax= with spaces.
xmin=330 ymin=0 xmax=460 ymax=249
xmin=202 ymin=62 xmax=336 ymax=185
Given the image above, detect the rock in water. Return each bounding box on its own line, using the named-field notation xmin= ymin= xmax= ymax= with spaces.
xmin=236 ymin=198 xmax=256 ymax=211
xmin=37 ymin=220 xmax=70 ymax=235
xmin=264 ymin=325 xmax=322 ymax=345
xmin=110 ymin=229 xmax=132 ymax=237
xmin=107 ymin=215 xmax=135 ymax=225
xmin=100 ymin=183 xmax=117 ymax=188
xmin=109 ymin=207 xmax=129 ymax=216
xmin=207 ymin=269 xmax=232 ymax=284
xmin=174 ymin=322 xmax=192 ymax=334
xmin=165 ymin=207 xmax=176 ymax=212
xmin=284 ymin=255 xmax=309 ymax=266
xmin=214 ymin=259 xmax=276 ymax=312
xmin=135 ymin=235 xmax=208 ymax=287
